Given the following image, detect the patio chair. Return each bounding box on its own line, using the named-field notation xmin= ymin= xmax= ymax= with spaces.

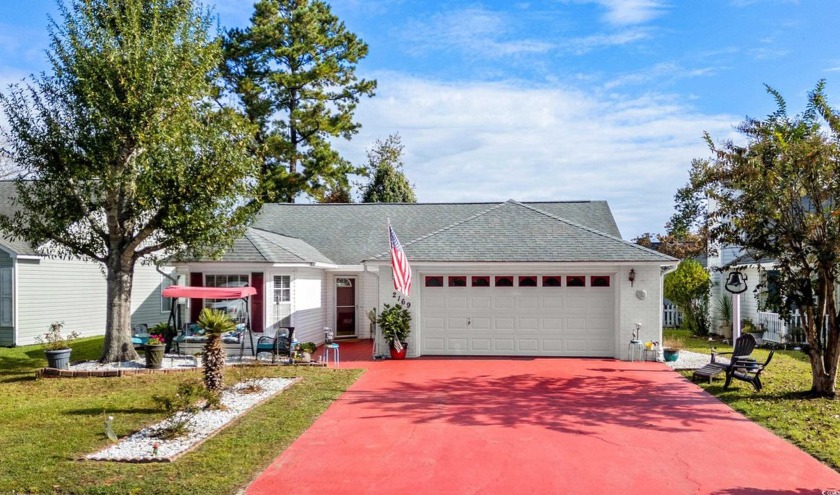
xmin=256 ymin=327 xmax=295 ymax=363
xmin=723 ymin=346 xmax=775 ymax=392
xmin=692 ymin=333 xmax=758 ymax=384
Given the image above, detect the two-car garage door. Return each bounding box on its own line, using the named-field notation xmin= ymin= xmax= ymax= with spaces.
xmin=420 ymin=276 xmax=615 ymax=357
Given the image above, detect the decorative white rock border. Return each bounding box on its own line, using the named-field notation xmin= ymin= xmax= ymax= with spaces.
xmin=85 ymin=377 xmax=299 ymax=462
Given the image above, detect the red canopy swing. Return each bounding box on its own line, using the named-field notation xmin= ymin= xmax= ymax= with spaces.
xmin=161 ymin=285 xmax=258 ymax=356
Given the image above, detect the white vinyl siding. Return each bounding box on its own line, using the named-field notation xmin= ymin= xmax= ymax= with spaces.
xmin=287 ymin=268 xmax=326 ymax=344
xmin=131 ymin=266 xmax=174 ymax=325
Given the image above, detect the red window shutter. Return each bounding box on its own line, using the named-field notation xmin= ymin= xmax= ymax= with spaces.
xmin=251 ymin=272 xmax=264 ymax=333
xmin=190 ymin=272 xmax=203 ymax=322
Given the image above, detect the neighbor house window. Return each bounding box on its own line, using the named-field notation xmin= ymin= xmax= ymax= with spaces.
xmin=274 ymin=275 xmax=292 ymax=327
xmin=449 ymin=276 xmax=467 ymax=287
xmin=425 ymin=276 xmax=444 ymax=287
xmin=543 ymin=276 xmax=562 ymax=287
xmin=205 ymin=274 xmax=249 ymax=322
xmin=471 ymin=276 xmax=490 ymax=287
xmin=591 ymin=276 xmax=610 ymax=287
xmin=566 ymin=276 xmax=586 ymax=287
xmin=519 ymin=276 xmax=538 ymax=287
xmin=0 ymin=267 xmax=11 ymax=327
xmin=495 ymin=276 xmax=514 ymax=287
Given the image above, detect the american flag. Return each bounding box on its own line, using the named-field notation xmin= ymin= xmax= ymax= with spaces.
xmin=389 ymin=221 xmax=412 ymax=298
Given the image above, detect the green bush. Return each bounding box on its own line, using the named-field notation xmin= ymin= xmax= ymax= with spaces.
xmin=664 ymin=259 xmax=711 ymax=335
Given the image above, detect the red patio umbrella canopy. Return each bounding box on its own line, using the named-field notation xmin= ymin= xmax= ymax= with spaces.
xmin=162 ymin=285 xmax=257 ymax=300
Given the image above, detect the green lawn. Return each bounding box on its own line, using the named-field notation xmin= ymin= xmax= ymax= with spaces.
xmin=0 ymin=338 xmax=362 ymax=494
xmin=666 ymin=328 xmax=840 ymax=470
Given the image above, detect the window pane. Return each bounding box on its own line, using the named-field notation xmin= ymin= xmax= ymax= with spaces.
xmin=495 ymin=276 xmax=514 ymax=287
xmin=543 ymin=276 xmax=562 ymax=287
xmin=519 ymin=276 xmax=537 ymax=287
xmin=448 ymin=276 xmax=467 ymax=287
xmin=591 ymin=276 xmax=610 ymax=287
xmin=471 ymin=276 xmax=490 ymax=287
xmin=425 ymin=276 xmax=443 ymax=287
xmin=567 ymin=276 xmax=586 ymax=287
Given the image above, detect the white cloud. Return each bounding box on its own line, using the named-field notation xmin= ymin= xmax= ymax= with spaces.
xmin=594 ymin=0 xmax=668 ymax=26
xmin=603 ymin=62 xmax=717 ymax=89
xmin=564 ymin=28 xmax=652 ymax=54
xmin=336 ymin=74 xmax=740 ymax=239
xmin=401 ymin=7 xmax=554 ymax=58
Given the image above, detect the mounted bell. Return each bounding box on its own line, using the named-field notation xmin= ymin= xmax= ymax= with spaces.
xmin=724 ymin=271 xmax=748 ymax=294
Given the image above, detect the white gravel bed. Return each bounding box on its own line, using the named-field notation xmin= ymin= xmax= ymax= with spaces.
xmin=664 ymin=350 xmax=726 ymax=370
xmin=86 ymin=377 xmax=297 ymax=462
xmin=71 ymin=354 xmax=266 ymax=371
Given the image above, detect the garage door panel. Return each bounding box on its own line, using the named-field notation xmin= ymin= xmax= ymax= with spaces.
xmin=421 ymin=280 xmax=615 ymax=357
xmin=495 ymin=317 xmax=515 ymax=330
xmin=494 ymin=296 xmax=515 ymax=309
xmin=448 ymin=296 xmax=468 ymax=309
xmin=471 ymin=317 xmax=492 ymax=330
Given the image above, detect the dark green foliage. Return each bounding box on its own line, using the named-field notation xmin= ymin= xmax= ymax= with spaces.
xmin=361 ymin=134 xmax=416 ymax=203
xmin=223 ymin=0 xmax=376 ymax=203
xmin=378 ymin=303 xmax=411 ymax=345
xmin=691 ymin=81 xmax=840 ymax=395
xmin=0 ymin=0 xmax=258 ymax=362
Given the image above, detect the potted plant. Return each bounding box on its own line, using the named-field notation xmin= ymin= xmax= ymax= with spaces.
xmin=295 ymin=342 xmax=317 ymax=363
xmin=37 ymin=321 xmax=80 ymax=369
xmin=378 ymin=303 xmax=411 ymax=359
xmin=662 ymin=337 xmax=684 ymax=362
xmin=145 ymin=336 xmax=166 ymax=369
xmin=742 ymin=319 xmax=764 ymax=345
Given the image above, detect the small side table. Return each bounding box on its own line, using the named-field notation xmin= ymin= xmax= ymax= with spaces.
xmin=324 ymin=342 xmax=340 ymax=367
xmin=628 ymin=340 xmax=643 ymax=361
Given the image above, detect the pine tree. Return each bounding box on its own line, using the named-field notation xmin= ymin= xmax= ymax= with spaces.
xmin=361 ymin=134 xmax=417 ymax=203
xmin=223 ymin=0 xmax=376 ymax=203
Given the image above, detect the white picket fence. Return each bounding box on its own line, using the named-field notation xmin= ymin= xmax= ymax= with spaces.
xmin=757 ymin=311 xmax=804 ymax=344
xmin=663 ymin=301 xmax=683 ymax=328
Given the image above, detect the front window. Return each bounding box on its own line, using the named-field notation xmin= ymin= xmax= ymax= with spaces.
xmin=205 ymin=274 xmax=249 ymax=323
xmin=274 ymin=275 xmax=292 ymax=327
xmin=160 ymin=273 xmax=174 ymax=313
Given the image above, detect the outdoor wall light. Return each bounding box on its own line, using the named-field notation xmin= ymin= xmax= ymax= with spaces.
xmin=629 ymin=268 xmax=636 ymax=287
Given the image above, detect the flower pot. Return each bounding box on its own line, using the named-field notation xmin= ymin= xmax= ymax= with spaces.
xmin=145 ymin=344 xmax=166 ymax=369
xmin=663 ymin=349 xmax=680 ymax=362
xmin=389 ymin=343 xmax=408 ymax=360
xmin=45 ymin=348 xmax=72 ymax=369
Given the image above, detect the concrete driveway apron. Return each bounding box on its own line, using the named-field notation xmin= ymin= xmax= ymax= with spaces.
xmin=246 ymin=352 xmax=840 ymax=495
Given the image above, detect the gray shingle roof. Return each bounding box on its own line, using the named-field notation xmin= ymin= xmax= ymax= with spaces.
xmin=250 ymin=200 xmax=672 ymax=264
xmin=368 ymin=201 xmax=673 ymax=262
xmin=214 ymin=228 xmax=334 ymax=264
xmin=0 ymin=181 xmax=38 ymax=256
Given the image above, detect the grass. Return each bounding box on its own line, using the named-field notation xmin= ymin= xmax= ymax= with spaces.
xmin=0 ymin=337 xmax=362 ymax=494
xmin=666 ymin=328 xmax=840 ymax=471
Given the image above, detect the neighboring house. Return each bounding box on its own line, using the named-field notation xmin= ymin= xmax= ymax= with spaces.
xmin=0 ymin=182 xmax=172 ymax=347
xmin=175 ymin=200 xmax=677 ymax=359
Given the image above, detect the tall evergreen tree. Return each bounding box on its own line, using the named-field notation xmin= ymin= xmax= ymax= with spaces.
xmin=0 ymin=0 xmax=258 ymax=362
xmin=361 ymin=134 xmax=416 ymax=203
xmin=223 ymin=0 xmax=376 ymax=203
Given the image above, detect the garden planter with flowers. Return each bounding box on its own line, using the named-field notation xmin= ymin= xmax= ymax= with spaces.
xmin=145 ymin=337 xmax=166 ymax=369
xmin=37 ymin=321 xmax=80 ymax=369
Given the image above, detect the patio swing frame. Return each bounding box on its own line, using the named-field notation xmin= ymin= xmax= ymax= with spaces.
xmin=161 ymin=285 xmax=258 ymax=358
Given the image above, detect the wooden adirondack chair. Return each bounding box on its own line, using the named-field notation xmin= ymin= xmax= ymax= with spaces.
xmin=723 ymin=346 xmax=775 ymax=392
xmin=692 ymin=333 xmax=758 ymax=384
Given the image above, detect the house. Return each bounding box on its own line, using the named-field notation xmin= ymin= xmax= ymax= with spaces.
xmin=175 ymin=200 xmax=677 ymax=359
xmin=0 ymin=182 xmax=172 ymax=347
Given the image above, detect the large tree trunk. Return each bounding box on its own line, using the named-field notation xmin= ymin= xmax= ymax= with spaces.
xmin=99 ymin=256 xmax=139 ymax=363
xmin=805 ymin=312 xmax=839 ymax=397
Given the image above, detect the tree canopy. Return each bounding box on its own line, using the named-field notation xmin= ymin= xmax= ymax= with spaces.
xmin=223 ymin=0 xmax=376 ymax=203
xmin=361 ymin=134 xmax=416 ymax=203
xmin=690 ymin=81 xmax=840 ymax=396
xmin=0 ymin=0 xmax=258 ymax=362
xmin=664 ymin=259 xmax=710 ymax=336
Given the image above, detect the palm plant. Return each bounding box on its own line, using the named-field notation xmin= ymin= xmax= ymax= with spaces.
xmin=197 ymin=308 xmax=236 ymax=392
xmin=714 ymin=294 xmax=733 ymax=336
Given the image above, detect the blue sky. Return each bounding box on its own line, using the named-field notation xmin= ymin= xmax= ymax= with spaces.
xmin=2 ymin=0 xmax=839 ymax=239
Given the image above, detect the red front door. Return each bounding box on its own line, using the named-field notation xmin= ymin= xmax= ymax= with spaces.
xmin=336 ymin=277 xmax=356 ymax=337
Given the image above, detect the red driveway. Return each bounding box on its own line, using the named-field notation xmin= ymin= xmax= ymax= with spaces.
xmin=247 ymin=345 xmax=840 ymax=495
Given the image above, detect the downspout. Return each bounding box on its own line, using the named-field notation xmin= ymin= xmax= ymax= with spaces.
xmin=363 ymin=261 xmax=383 ymax=359
xmin=12 ymin=256 xmax=18 ymax=347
